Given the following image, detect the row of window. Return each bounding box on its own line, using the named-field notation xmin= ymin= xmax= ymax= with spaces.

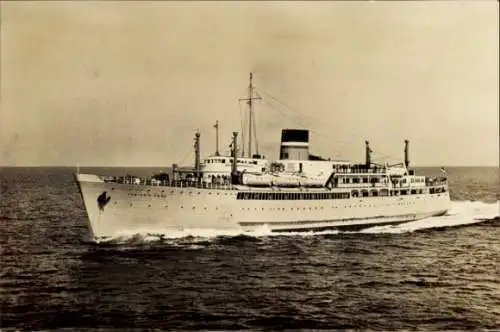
xmin=205 ymin=159 xmax=259 ymax=165
xmin=236 ymin=192 xmax=350 ymax=200
xmin=340 ymin=177 xmax=384 ymax=184
xmin=125 ymin=187 xmax=446 ymax=200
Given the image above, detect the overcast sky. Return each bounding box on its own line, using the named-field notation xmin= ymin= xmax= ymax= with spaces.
xmin=1 ymin=1 xmax=498 ymax=166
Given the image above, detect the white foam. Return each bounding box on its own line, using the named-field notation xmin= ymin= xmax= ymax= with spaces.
xmin=99 ymin=200 xmax=499 ymax=243
xmin=360 ymin=200 xmax=499 ymax=234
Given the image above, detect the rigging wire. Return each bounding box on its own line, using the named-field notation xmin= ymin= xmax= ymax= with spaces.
xmin=260 ymin=91 xmax=323 ymax=124
xmin=263 ymin=100 xmax=306 ymax=129
xmin=176 ymin=147 xmax=193 ymax=166
xmin=371 ymin=152 xmax=404 ymax=164
xmin=260 ymin=90 xmax=366 ymax=148
xmin=259 ymin=90 xmax=361 ymax=143
xmin=262 ymin=98 xmax=364 ymax=157
xmin=262 ymin=99 xmax=348 ymax=159
xmin=259 ymin=88 xmax=421 ymax=163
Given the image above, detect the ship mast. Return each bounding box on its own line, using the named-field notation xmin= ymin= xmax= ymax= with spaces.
xmin=230 ymin=131 xmax=239 ymax=184
xmin=214 ymin=120 xmax=220 ymax=156
xmin=404 ymin=139 xmax=410 ymax=168
xmin=365 ymin=140 xmax=372 ymax=167
xmin=239 ymin=72 xmax=261 ymax=158
xmin=194 ymin=130 xmax=201 ymax=182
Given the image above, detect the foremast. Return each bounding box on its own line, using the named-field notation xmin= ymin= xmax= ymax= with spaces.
xmin=239 ymin=72 xmax=262 ymax=158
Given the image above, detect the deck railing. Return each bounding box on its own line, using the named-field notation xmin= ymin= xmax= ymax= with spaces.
xmin=104 ymin=177 xmax=236 ymax=190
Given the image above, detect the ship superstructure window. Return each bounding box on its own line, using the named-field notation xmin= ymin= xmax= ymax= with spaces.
xmin=236 ymin=192 xmax=350 ymax=200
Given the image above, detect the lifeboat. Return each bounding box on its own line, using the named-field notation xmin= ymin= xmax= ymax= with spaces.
xmin=299 ymin=177 xmax=324 ymax=188
xmin=273 ymin=175 xmax=300 ymax=187
xmin=242 ymin=173 xmax=273 ymax=186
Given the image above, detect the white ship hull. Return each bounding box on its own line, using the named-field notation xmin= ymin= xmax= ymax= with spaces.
xmin=76 ymin=173 xmax=450 ymax=240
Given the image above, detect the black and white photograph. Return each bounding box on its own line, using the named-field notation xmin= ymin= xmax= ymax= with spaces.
xmin=1 ymin=1 xmax=499 ymax=330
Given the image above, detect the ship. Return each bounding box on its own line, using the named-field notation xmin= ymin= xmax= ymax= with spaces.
xmin=75 ymin=73 xmax=450 ymax=241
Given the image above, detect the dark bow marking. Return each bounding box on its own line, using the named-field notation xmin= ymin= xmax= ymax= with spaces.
xmin=97 ymin=191 xmax=111 ymax=211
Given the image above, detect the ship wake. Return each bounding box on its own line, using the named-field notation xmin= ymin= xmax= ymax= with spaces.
xmin=94 ymin=200 xmax=498 ymax=244
xmin=359 ymin=200 xmax=499 ymax=234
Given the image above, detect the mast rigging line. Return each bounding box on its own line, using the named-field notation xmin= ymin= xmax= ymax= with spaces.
xmin=259 ymin=90 xmax=322 ymax=124
xmin=371 ymin=151 xmax=405 ymax=164
xmin=262 ymin=98 xmax=361 ymax=149
xmin=259 ymin=90 xmax=408 ymax=163
xmin=259 ymin=90 xmax=367 ymax=148
xmin=176 ymin=147 xmax=194 ymax=166
xmin=262 ymin=100 xmax=306 ymax=129
xmin=237 ymin=79 xmax=408 ymax=164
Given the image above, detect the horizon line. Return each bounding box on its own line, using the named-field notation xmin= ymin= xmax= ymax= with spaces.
xmin=0 ymin=164 xmax=498 ymax=168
